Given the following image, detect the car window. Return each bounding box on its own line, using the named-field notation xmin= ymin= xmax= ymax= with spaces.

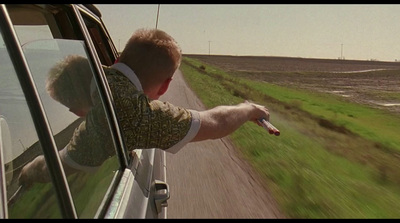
xmin=21 ymin=39 xmax=120 ymax=218
xmin=2 ymin=5 xmax=121 ymax=218
xmin=0 ymin=28 xmax=62 ymax=218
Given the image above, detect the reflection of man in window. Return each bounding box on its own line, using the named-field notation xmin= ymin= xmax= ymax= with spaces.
xmin=46 ymin=55 xmax=94 ymax=117
xmin=18 ymin=54 xmax=114 ymax=186
xmin=46 ymin=55 xmax=114 ymax=172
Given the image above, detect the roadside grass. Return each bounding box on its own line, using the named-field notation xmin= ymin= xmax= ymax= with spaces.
xmin=247 ymin=80 xmax=400 ymax=152
xmin=180 ymin=56 xmax=400 ymax=218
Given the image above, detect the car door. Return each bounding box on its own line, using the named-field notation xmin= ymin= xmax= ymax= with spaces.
xmin=0 ymin=4 xmax=168 ymax=219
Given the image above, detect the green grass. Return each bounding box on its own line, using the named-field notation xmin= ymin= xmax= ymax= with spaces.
xmin=180 ymin=56 xmax=400 ymax=218
xmin=247 ymin=80 xmax=400 ymax=152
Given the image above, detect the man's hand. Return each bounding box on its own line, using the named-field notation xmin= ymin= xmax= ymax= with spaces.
xmin=18 ymin=155 xmax=51 ymax=188
xmin=244 ymin=100 xmax=270 ymax=125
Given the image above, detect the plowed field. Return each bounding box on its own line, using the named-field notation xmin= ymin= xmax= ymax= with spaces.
xmin=185 ymin=54 xmax=400 ymax=114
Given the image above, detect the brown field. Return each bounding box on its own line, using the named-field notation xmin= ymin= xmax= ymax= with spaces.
xmin=184 ymin=54 xmax=400 ymax=115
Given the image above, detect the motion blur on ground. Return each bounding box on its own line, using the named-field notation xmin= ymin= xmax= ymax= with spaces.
xmin=181 ymin=54 xmax=400 ymax=218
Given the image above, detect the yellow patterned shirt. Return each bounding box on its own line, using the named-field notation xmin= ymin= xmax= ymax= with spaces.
xmin=60 ymin=63 xmax=200 ymax=169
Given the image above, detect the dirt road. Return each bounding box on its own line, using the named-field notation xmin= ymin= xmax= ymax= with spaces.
xmin=160 ymin=70 xmax=284 ymax=219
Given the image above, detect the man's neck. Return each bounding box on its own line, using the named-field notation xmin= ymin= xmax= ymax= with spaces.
xmin=111 ymin=62 xmax=143 ymax=91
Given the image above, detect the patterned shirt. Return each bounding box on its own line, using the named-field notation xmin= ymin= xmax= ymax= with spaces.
xmin=60 ymin=63 xmax=200 ymax=170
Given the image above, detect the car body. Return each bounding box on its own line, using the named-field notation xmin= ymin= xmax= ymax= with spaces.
xmin=0 ymin=4 xmax=169 ymax=219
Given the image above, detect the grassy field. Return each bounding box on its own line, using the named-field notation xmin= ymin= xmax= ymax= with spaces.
xmin=180 ymin=56 xmax=400 ymax=218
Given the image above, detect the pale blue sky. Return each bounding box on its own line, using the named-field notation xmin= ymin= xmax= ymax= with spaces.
xmin=96 ymin=4 xmax=400 ymax=62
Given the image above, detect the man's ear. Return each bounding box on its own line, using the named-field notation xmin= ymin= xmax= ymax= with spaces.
xmin=158 ymin=77 xmax=172 ymax=96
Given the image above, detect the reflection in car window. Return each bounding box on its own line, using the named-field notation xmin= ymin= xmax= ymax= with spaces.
xmin=2 ymin=4 xmax=122 ymax=217
xmin=21 ymin=39 xmax=120 ymax=218
xmin=0 ymin=29 xmax=62 ymax=218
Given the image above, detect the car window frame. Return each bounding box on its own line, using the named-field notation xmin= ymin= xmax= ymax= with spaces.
xmin=72 ymin=5 xmax=148 ymax=218
xmin=72 ymin=4 xmax=129 ymax=169
xmin=0 ymin=4 xmax=77 ymax=218
xmin=74 ymin=5 xmax=169 ymax=219
xmin=0 ymin=4 xmax=128 ymax=219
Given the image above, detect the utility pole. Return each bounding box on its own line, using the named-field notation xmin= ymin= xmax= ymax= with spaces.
xmin=341 ymin=43 xmax=344 ymax=60
xmin=208 ymin=41 xmax=211 ymax=55
xmin=155 ymin=4 xmax=160 ymax=29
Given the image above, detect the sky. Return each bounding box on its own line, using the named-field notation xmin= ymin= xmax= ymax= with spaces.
xmin=96 ymin=4 xmax=400 ymax=62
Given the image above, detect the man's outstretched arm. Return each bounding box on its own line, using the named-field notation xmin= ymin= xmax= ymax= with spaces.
xmin=192 ymin=101 xmax=269 ymax=142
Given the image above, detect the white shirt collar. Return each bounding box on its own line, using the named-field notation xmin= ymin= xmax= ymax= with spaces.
xmin=111 ymin=62 xmax=143 ymax=91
